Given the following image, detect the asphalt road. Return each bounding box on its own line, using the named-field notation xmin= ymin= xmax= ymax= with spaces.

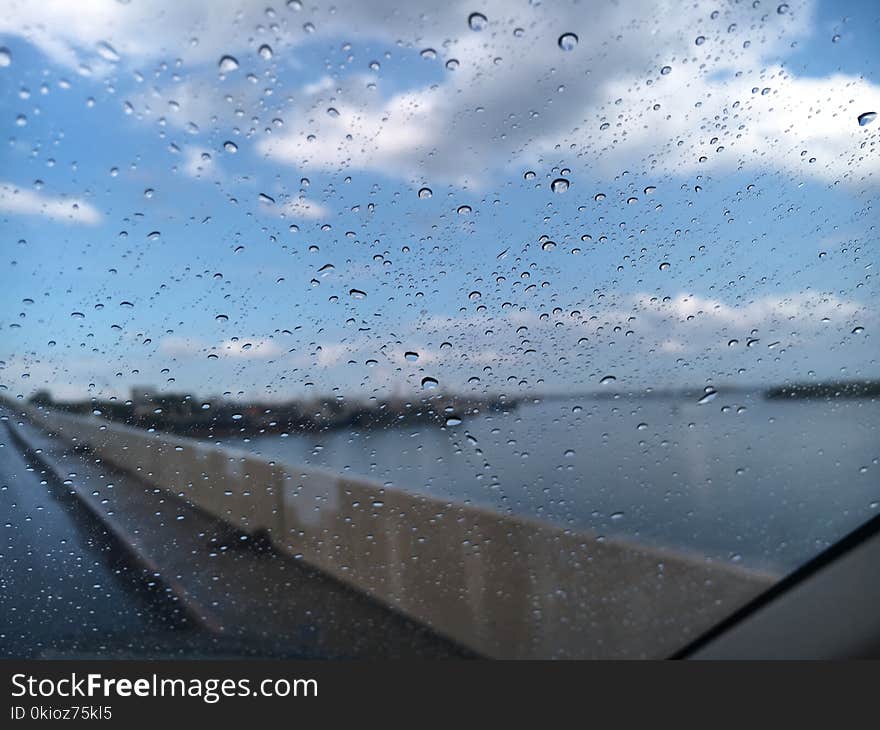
xmin=0 ymin=418 xmax=191 ymax=657
xmin=0 ymin=414 xmax=474 ymax=658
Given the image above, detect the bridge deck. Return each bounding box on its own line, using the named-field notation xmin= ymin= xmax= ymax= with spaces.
xmin=1 ymin=415 xmax=475 ymax=659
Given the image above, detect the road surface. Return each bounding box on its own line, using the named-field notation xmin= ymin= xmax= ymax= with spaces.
xmin=0 ymin=418 xmax=192 ymax=657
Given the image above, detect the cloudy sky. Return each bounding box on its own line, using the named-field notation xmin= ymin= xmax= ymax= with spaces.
xmin=0 ymin=0 xmax=878 ymax=402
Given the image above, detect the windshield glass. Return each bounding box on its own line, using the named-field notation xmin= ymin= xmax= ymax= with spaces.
xmin=1 ymin=0 xmax=878 ymax=659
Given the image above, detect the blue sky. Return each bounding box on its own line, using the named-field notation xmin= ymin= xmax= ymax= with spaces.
xmin=0 ymin=0 xmax=878 ymax=402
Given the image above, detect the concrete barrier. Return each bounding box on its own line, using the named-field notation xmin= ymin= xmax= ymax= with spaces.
xmin=21 ymin=405 xmax=774 ymax=658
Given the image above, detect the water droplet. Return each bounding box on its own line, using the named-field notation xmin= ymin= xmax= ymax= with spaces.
xmin=218 ymin=55 xmax=240 ymax=73
xmin=147 ymin=231 xmax=161 ymax=240
xmin=610 ymin=511 xmax=624 ymax=521
xmin=777 ymin=3 xmax=789 ymax=14
xmin=215 ymin=314 xmax=228 ymax=322
xmin=660 ymin=65 xmax=672 ymax=75
xmin=223 ymin=140 xmax=238 ymax=153
xmin=857 ymin=111 xmax=877 ymax=127
xmin=659 ymin=262 xmax=670 ymax=271
xmin=457 ymin=204 xmax=472 ymax=215
xmin=303 ymin=21 xmax=316 ymax=34
xmin=96 ymin=41 xmax=120 ymax=62
xmin=70 ymin=311 xmax=85 ymax=319
xmin=258 ymin=44 xmax=273 ymax=60
xmin=445 ymin=416 xmax=462 ymax=427
xmin=697 ymin=387 xmax=717 ymax=405
xmin=349 ymin=288 xmax=367 ymax=299
xmin=558 ymin=33 xmax=578 ymax=51
xmin=541 ymin=240 xmax=557 ymax=251
xmin=594 ymin=192 xmax=606 ymax=201
xmin=259 ymin=192 xmax=276 ymax=205
xmin=405 ymin=351 xmax=419 ymax=362
xmin=326 ymin=106 xmax=339 ymax=117
xmin=0 ymin=48 xmax=11 ymax=67
xmin=644 ymin=185 xmax=656 ymax=194
xmin=468 ymin=12 xmax=488 ymax=31
xmin=599 ymin=375 xmax=616 ymax=385
xmin=852 ymin=326 xmax=865 ymax=335
xmin=421 ymin=376 xmax=439 ymax=390
xmin=445 ymin=58 xmax=459 ymax=71
xmin=831 ymin=34 xmax=841 ymax=43
xmin=420 ymin=48 xmax=437 ymax=60
xmin=695 ymin=35 xmax=706 ymax=46
xmin=550 ymin=178 xmax=569 ymax=193
xmin=418 ymin=187 xmax=433 ymax=199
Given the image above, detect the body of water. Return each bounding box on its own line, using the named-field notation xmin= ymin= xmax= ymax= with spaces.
xmin=221 ymin=393 xmax=880 ymax=573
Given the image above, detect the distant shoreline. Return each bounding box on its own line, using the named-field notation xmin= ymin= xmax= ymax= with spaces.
xmin=9 ymin=379 xmax=878 ymax=440
xmin=763 ymin=380 xmax=880 ymax=400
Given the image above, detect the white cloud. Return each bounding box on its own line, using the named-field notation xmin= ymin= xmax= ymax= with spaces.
xmin=0 ymin=353 xmax=119 ymax=401
xmin=180 ymin=146 xmax=218 ymax=178
xmin=220 ymin=338 xmax=282 ymax=359
xmin=4 ymin=0 xmax=877 ymax=189
xmin=314 ymin=342 xmax=349 ymax=367
xmin=159 ymin=336 xmax=207 ymax=357
xmin=258 ymin=90 xmax=436 ymax=180
xmin=265 ymin=289 xmax=871 ymax=395
xmin=396 ymin=289 xmax=871 ymax=390
xmin=0 ymin=0 xmax=242 ymax=71
xmin=0 ymin=0 xmax=455 ymax=71
xmin=279 ymin=197 xmax=330 ymax=220
xmin=5 ymin=285 xmax=871 ymax=401
xmin=578 ymin=66 xmax=880 ymax=185
xmin=0 ymin=182 xmax=101 ymax=225
xmin=286 ymin=342 xmax=350 ymax=368
xmin=632 ymin=291 xmax=862 ymax=331
xmin=302 ymin=75 xmax=336 ymax=96
xmin=161 ymin=336 xmax=282 ymax=360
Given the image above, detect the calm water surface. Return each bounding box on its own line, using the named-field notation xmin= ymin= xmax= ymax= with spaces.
xmin=221 ymin=394 xmax=880 ymax=573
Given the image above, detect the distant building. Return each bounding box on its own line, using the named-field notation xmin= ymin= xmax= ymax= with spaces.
xmin=131 ymin=386 xmax=159 ymax=419
xmin=30 ymin=389 xmax=54 ymax=406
